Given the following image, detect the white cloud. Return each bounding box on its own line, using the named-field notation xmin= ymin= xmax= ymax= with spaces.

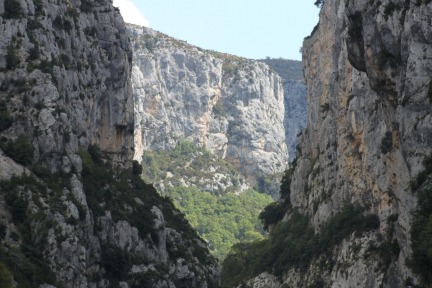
xmin=113 ymin=0 xmax=149 ymax=27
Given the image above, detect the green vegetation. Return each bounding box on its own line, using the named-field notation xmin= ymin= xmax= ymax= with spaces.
xmin=52 ymin=16 xmax=73 ymax=32
xmin=0 ymin=101 xmax=13 ymax=132
xmin=259 ymin=201 xmax=289 ymax=231
xmin=0 ymin=174 xmax=61 ymax=287
xmin=3 ymin=0 xmax=24 ymax=19
xmin=372 ymin=214 xmax=400 ymax=272
xmin=205 ymin=52 xmax=250 ymax=79
xmin=411 ymin=153 xmax=432 ymax=189
xmin=6 ymin=43 xmax=20 ymax=69
xmin=0 ymin=262 xmax=14 ymax=288
xmin=212 ymin=100 xmax=226 ymax=118
xmin=314 ymin=0 xmax=324 ymax=8
xmin=140 ymin=140 xmax=273 ymax=260
xmin=137 ymin=34 xmax=156 ymax=52
xmin=79 ymin=145 xmax=216 ymax=285
xmin=80 ymin=0 xmax=93 ymax=13
xmin=33 ymin=0 xmax=43 ymax=15
xmin=279 ymin=166 xmax=294 ymax=200
xmin=410 ymin=154 xmax=432 ymax=285
xmin=221 ymin=206 xmax=379 ymax=287
xmin=223 ymin=62 xmax=238 ymax=77
xmin=132 ymin=160 xmax=143 ymax=175
xmin=0 ymin=145 xmax=216 ymax=287
xmin=0 ymin=135 xmax=34 ymax=166
xmin=141 ymin=140 xmax=244 ymax=195
xmin=0 ymin=224 xmax=5 ymax=240
xmin=27 ymin=45 xmax=40 ymax=62
xmin=101 ymin=245 xmax=131 ymax=284
xmin=259 ymin=168 xmax=294 ymax=231
xmin=166 ymin=186 xmax=272 ymax=260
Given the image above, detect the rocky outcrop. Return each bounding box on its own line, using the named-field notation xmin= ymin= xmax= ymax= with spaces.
xmin=0 ymin=0 xmax=133 ymax=168
xmin=129 ymin=25 xmax=288 ymax=189
xmin=244 ymin=0 xmax=432 ymax=287
xmin=0 ymin=0 xmax=218 ymax=287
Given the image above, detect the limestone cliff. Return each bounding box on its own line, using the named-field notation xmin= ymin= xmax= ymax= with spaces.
xmin=225 ymin=0 xmax=432 ymax=287
xmin=0 ymin=0 xmax=218 ymax=287
xmin=129 ymin=25 xmax=288 ymax=191
xmin=260 ymin=58 xmax=307 ymax=162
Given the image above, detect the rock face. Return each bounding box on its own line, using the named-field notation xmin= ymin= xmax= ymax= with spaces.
xmin=283 ymin=80 xmax=307 ymax=162
xmin=260 ymin=59 xmax=307 ymax=162
xmin=129 ymin=25 xmax=288 ymax=189
xmin=0 ymin=0 xmax=218 ymax=287
xmin=245 ymin=0 xmax=432 ymax=287
xmin=1 ymin=0 xmax=134 ymax=168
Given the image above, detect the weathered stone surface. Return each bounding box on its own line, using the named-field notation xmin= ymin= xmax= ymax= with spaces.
xmin=247 ymin=0 xmax=432 ymax=287
xmin=0 ymin=1 xmax=219 ymax=287
xmin=244 ymin=273 xmax=282 ymax=288
xmin=129 ymin=25 xmax=289 ymax=190
xmin=260 ymin=58 xmax=308 ymax=162
xmin=0 ymin=150 xmax=25 ymax=179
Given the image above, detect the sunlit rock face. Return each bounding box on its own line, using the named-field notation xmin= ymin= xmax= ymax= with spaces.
xmin=246 ymin=0 xmax=432 ymax=287
xmin=129 ymin=25 xmax=289 ymax=190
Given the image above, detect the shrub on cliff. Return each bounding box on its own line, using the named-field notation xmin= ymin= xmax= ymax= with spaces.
xmin=3 ymin=0 xmax=23 ymax=19
xmin=5 ymin=43 xmax=20 ymax=69
xmin=222 ymin=206 xmax=380 ymax=287
xmin=0 ymin=262 xmax=14 ymax=288
xmin=314 ymin=0 xmax=324 ymax=8
xmin=0 ymin=135 xmax=34 ymax=165
xmin=0 ymin=101 xmax=13 ymax=132
xmin=410 ymin=154 xmax=432 ymax=284
xmin=259 ymin=201 xmax=288 ymax=231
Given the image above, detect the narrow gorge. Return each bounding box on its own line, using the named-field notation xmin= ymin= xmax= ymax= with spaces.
xmin=127 ymin=25 xmax=306 ymax=261
xmin=222 ymin=0 xmax=432 ymax=287
xmin=1 ymin=0 xmax=431 ymax=287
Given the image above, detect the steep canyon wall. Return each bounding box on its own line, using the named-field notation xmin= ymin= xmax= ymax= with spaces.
xmin=129 ymin=25 xmax=290 ymax=190
xmin=241 ymin=0 xmax=432 ymax=287
xmin=0 ymin=0 xmax=218 ymax=287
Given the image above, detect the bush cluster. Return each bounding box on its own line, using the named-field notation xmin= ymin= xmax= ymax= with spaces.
xmin=0 ymin=135 xmax=34 ymax=166
xmin=0 ymin=262 xmax=14 ymax=288
xmin=0 ymin=174 xmax=60 ymax=287
xmin=3 ymin=0 xmax=24 ymax=19
xmin=141 ymin=139 xmax=242 ymax=194
xmin=222 ymin=206 xmax=380 ymax=287
xmin=0 ymin=142 xmax=216 ymax=286
xmin=79 ymin=145 xmax=215 ymax=270
xmin=410 ymin=154 xmax=432 ymax=284
xmin=166 ymin=186 xmax=272 ymax=260
xmin=140 ymin=140 xmax=271 ymax=259
xmin=6 ymin=43 xmax=20 ymax=69
xmin=0 ymin=101 xmax=13 ymax=132
xmin=259 ymin=201 xmax=288 ymax=231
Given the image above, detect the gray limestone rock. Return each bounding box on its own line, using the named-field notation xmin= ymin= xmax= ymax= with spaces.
xmin=246 ymin=0 xmax=432 ymax=287
xmin=129 ymin=25 xmax=289 ymax=191
xmin=0 ymin=0 xmax=219 ymax=287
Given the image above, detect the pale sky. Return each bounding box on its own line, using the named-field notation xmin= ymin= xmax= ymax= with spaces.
xmin=113 ymin=0 xmax=320 ymax=61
